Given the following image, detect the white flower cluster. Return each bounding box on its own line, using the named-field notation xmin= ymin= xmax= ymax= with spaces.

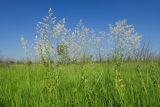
xmin=21 ymin=9 xmax=141 ymax=63
xmin=108 ymin=20 xmax=141 ymax=59
xmin=34 ymin=9 xmax=70 ymax=63
xmin=69 ymin=20 xmax=96 ymax=61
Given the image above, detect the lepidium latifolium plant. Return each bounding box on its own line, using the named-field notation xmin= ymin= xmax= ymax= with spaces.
xmin=34 ymin=8 xmax=70 ymax=105
xmin=21 ymin=36 xmax=30 ymax=63
xmin=108 ymin=20 xmax=141 ymax=105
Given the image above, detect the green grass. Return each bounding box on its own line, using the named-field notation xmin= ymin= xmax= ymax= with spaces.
xmin=0 ymin=62 xmax=160 ymax=107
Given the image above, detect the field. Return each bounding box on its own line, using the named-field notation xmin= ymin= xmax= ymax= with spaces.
xmin=1 ymin=61 xmax=160 ymax=107
xmin=1 ymin=8 xmax=160 ymax=107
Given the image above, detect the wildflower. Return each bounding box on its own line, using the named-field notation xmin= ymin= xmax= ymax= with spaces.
xmin=21 ymin=35 xmax=30 ymax=61
xmin=108 ymin=20 xmax=141 ymax=60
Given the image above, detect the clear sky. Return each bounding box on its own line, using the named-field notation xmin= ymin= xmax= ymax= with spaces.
xmin=0 ymin=0 xmax=160 ymax=59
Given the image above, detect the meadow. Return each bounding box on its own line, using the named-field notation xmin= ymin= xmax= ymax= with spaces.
xmin=1 ymin=8 xmax=160 ymax=107
xmin=0 ymin=61 xmax=160 ymax=107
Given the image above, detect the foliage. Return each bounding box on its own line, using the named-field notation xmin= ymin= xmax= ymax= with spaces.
xmin=57 ymin=44 xmax=69 ymax=63
xmin=0 ymin=62 xmax=160 ymax=107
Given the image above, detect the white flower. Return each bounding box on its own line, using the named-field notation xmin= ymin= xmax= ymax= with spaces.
xmin=108 ymin=20 xmax=141 ymax=59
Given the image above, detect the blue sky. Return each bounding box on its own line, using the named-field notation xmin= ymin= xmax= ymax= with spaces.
xmin=0 ymin=0 xmax=160 ymax=59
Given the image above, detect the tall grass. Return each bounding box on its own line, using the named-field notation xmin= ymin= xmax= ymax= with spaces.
xmin=0 ymin=62 xmax=160 ymax=107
